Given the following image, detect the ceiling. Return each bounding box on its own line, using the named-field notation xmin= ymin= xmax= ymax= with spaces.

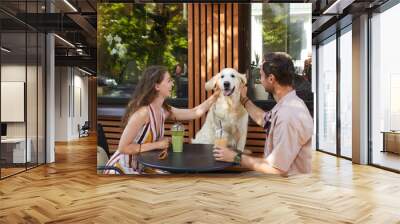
xmin=310 ymin=0 xmax=390 ymax=43
xmin=0 ymin=0 xmax=97 ymax=74
xmin=0 ymin=0 xmax=395 ymax=75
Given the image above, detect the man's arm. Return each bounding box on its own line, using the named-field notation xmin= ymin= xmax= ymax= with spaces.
xmin=243 ymin=100 xmax=267 ymax=127
xmin=240 ymin=154 xmax=285 ymax=175
xmin=213 ymin=145 xmax=285 ymax=175
xmin=240 ymin=86 xmax=266 ymax=127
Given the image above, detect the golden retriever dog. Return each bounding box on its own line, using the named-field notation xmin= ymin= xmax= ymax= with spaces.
xmin=192 ymin=68 xmax=249 ymax=152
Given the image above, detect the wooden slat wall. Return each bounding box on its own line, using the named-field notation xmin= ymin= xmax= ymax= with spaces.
xmin=99 ymin=117 xmax=191 ymax=153
xmin=189 ymin=3 xmax=239 ymax=132
xmin=188 ymin=3 xmax=265 ymax=153
xmin=99 ymin=4 xmax=266 ymax=153
xmin=188 ymin=4 xmax=194 ymax=140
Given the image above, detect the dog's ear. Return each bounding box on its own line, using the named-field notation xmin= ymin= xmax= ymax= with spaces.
xmin=237 ymin=72 xmax=247 ymax=85
xmin=205 ymin=73 xmax=220 ymax=91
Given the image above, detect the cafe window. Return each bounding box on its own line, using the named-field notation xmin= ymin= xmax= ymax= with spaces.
xmin=97 ymin=3 xmax=188 ymax=106
xmin=249 ymin=3 xmax=312 ymax=106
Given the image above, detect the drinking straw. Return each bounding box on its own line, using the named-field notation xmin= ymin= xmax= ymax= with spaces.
xmin=219 ymin=120 xmax=222 ymax=138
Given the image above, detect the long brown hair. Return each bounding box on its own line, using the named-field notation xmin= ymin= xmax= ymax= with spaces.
xmin=121 ymin=65 xmax=171 ymax=128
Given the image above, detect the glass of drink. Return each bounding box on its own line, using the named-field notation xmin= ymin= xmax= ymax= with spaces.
xmin=171 ymin=122 xmax=185 ymax=152
xmin=214 ymin=129 xmax=228 ymax=148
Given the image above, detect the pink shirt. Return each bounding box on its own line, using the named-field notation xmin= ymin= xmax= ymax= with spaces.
xmin=263 ymin=90 xmax=313 ymax=175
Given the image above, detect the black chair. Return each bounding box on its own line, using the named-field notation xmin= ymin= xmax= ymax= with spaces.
xmin=82 ymin=121 xmax=90 ymax=130
xmin=97 ymin=123 xmax=122 ymax=174
xmin=97 ymin=123 xmax=110 ymax=156
xmin=78 ymin=121 xmax=90 ymax=138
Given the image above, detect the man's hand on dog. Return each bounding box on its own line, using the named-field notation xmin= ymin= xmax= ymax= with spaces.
xmin=240 ymin=83 xmax=248 ymax=99
xmin=213 ymin=146 xmax=236 ymax=162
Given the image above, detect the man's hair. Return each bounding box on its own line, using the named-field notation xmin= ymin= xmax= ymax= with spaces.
xmin=262 ymin=52 xmax=295 ymax=86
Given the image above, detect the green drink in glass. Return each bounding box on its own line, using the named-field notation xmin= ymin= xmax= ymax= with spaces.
xmin=171 ymin=122 xmax=185 ymax=152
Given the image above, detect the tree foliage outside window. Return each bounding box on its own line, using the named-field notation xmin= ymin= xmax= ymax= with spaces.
xmin=262 ymin=4 xmax=306 ymax=64
xmin=98 ymin=3 xmax=188 ymax=99
xmin=262 ymin=4 xmax=289 ymax=55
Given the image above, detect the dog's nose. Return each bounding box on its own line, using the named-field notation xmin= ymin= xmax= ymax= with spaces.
xmin=223 ymin=82 xmax=230 ymax=88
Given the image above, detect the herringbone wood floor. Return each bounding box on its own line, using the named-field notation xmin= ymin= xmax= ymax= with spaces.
xmin=1 ymin=135 xmax=400 ymax=224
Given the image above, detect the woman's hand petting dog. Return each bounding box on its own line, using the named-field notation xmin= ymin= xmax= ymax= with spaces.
xmin=211 ymin=88 xmax=221 ymax=100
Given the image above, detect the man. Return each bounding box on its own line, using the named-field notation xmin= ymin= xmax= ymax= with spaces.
xmin=173 ymin=63 xmax=188 ymax=98
xmin=213 ymin=52 xmax=313 ymax=176
xmin=302 ymin=53 xmax=312 ymax=83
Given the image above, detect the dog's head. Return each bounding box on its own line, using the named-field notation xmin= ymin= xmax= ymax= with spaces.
xmin=205 ymin=68 xmax=247 ymax=96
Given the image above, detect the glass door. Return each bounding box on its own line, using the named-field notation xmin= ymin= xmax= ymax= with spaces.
xmin=317 ymin=35 xmax=337 ymax=155
xmin=339 ymin=26 xmax=352 ymax=159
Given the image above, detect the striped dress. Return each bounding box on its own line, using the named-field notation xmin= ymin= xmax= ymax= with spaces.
xmin=104 ymin=105 xmax=166 ymax=174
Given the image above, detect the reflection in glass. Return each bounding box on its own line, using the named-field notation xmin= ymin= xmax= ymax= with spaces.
xmin=249 ymin=3 xmax=312 ymax=102
xmin=0 ymin=1 xmax=46 ymax=178
xmin=1 ymin=31 xmax=27 ymax=177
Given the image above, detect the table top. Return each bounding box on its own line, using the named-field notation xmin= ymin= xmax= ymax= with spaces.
xmin=137 ymin=144 xmax=234 ymax=173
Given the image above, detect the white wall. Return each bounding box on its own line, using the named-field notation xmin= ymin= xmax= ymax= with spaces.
xmin=55 ymin=66 xmax=68 ymax=141
xmin=1 ymin=65 xmax=26 ymax=138
xmin=73 ymin=72 xmax=89 ymax=137
xmin=54 ymin=67 xmax=89 ymax=141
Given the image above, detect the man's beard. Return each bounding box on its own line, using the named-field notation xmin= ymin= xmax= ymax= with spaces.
xmin=264 ymin=86 xmax=274 ymax=95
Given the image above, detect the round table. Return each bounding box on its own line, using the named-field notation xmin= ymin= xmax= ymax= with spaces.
xmin=137 ymin=144 xmax=234 ymax=173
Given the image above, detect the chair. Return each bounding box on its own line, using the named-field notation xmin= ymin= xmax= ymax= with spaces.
xmin=78 ymin=121 xmax=90 ymax=138
xmin=97 ymin=146 xmax=122 ymax=174
xmin=96 ymin=123 xmax=122 ymax=174
xmin=97 ymin=123 xmax=110 ymax=156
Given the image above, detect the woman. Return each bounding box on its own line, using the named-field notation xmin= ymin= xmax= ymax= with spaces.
xmin=104 ymin=65 xmax=220 ymax=174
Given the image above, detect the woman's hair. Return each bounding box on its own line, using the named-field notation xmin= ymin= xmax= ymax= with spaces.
xmin=121 ymin=65 xmax=171 ymax=128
